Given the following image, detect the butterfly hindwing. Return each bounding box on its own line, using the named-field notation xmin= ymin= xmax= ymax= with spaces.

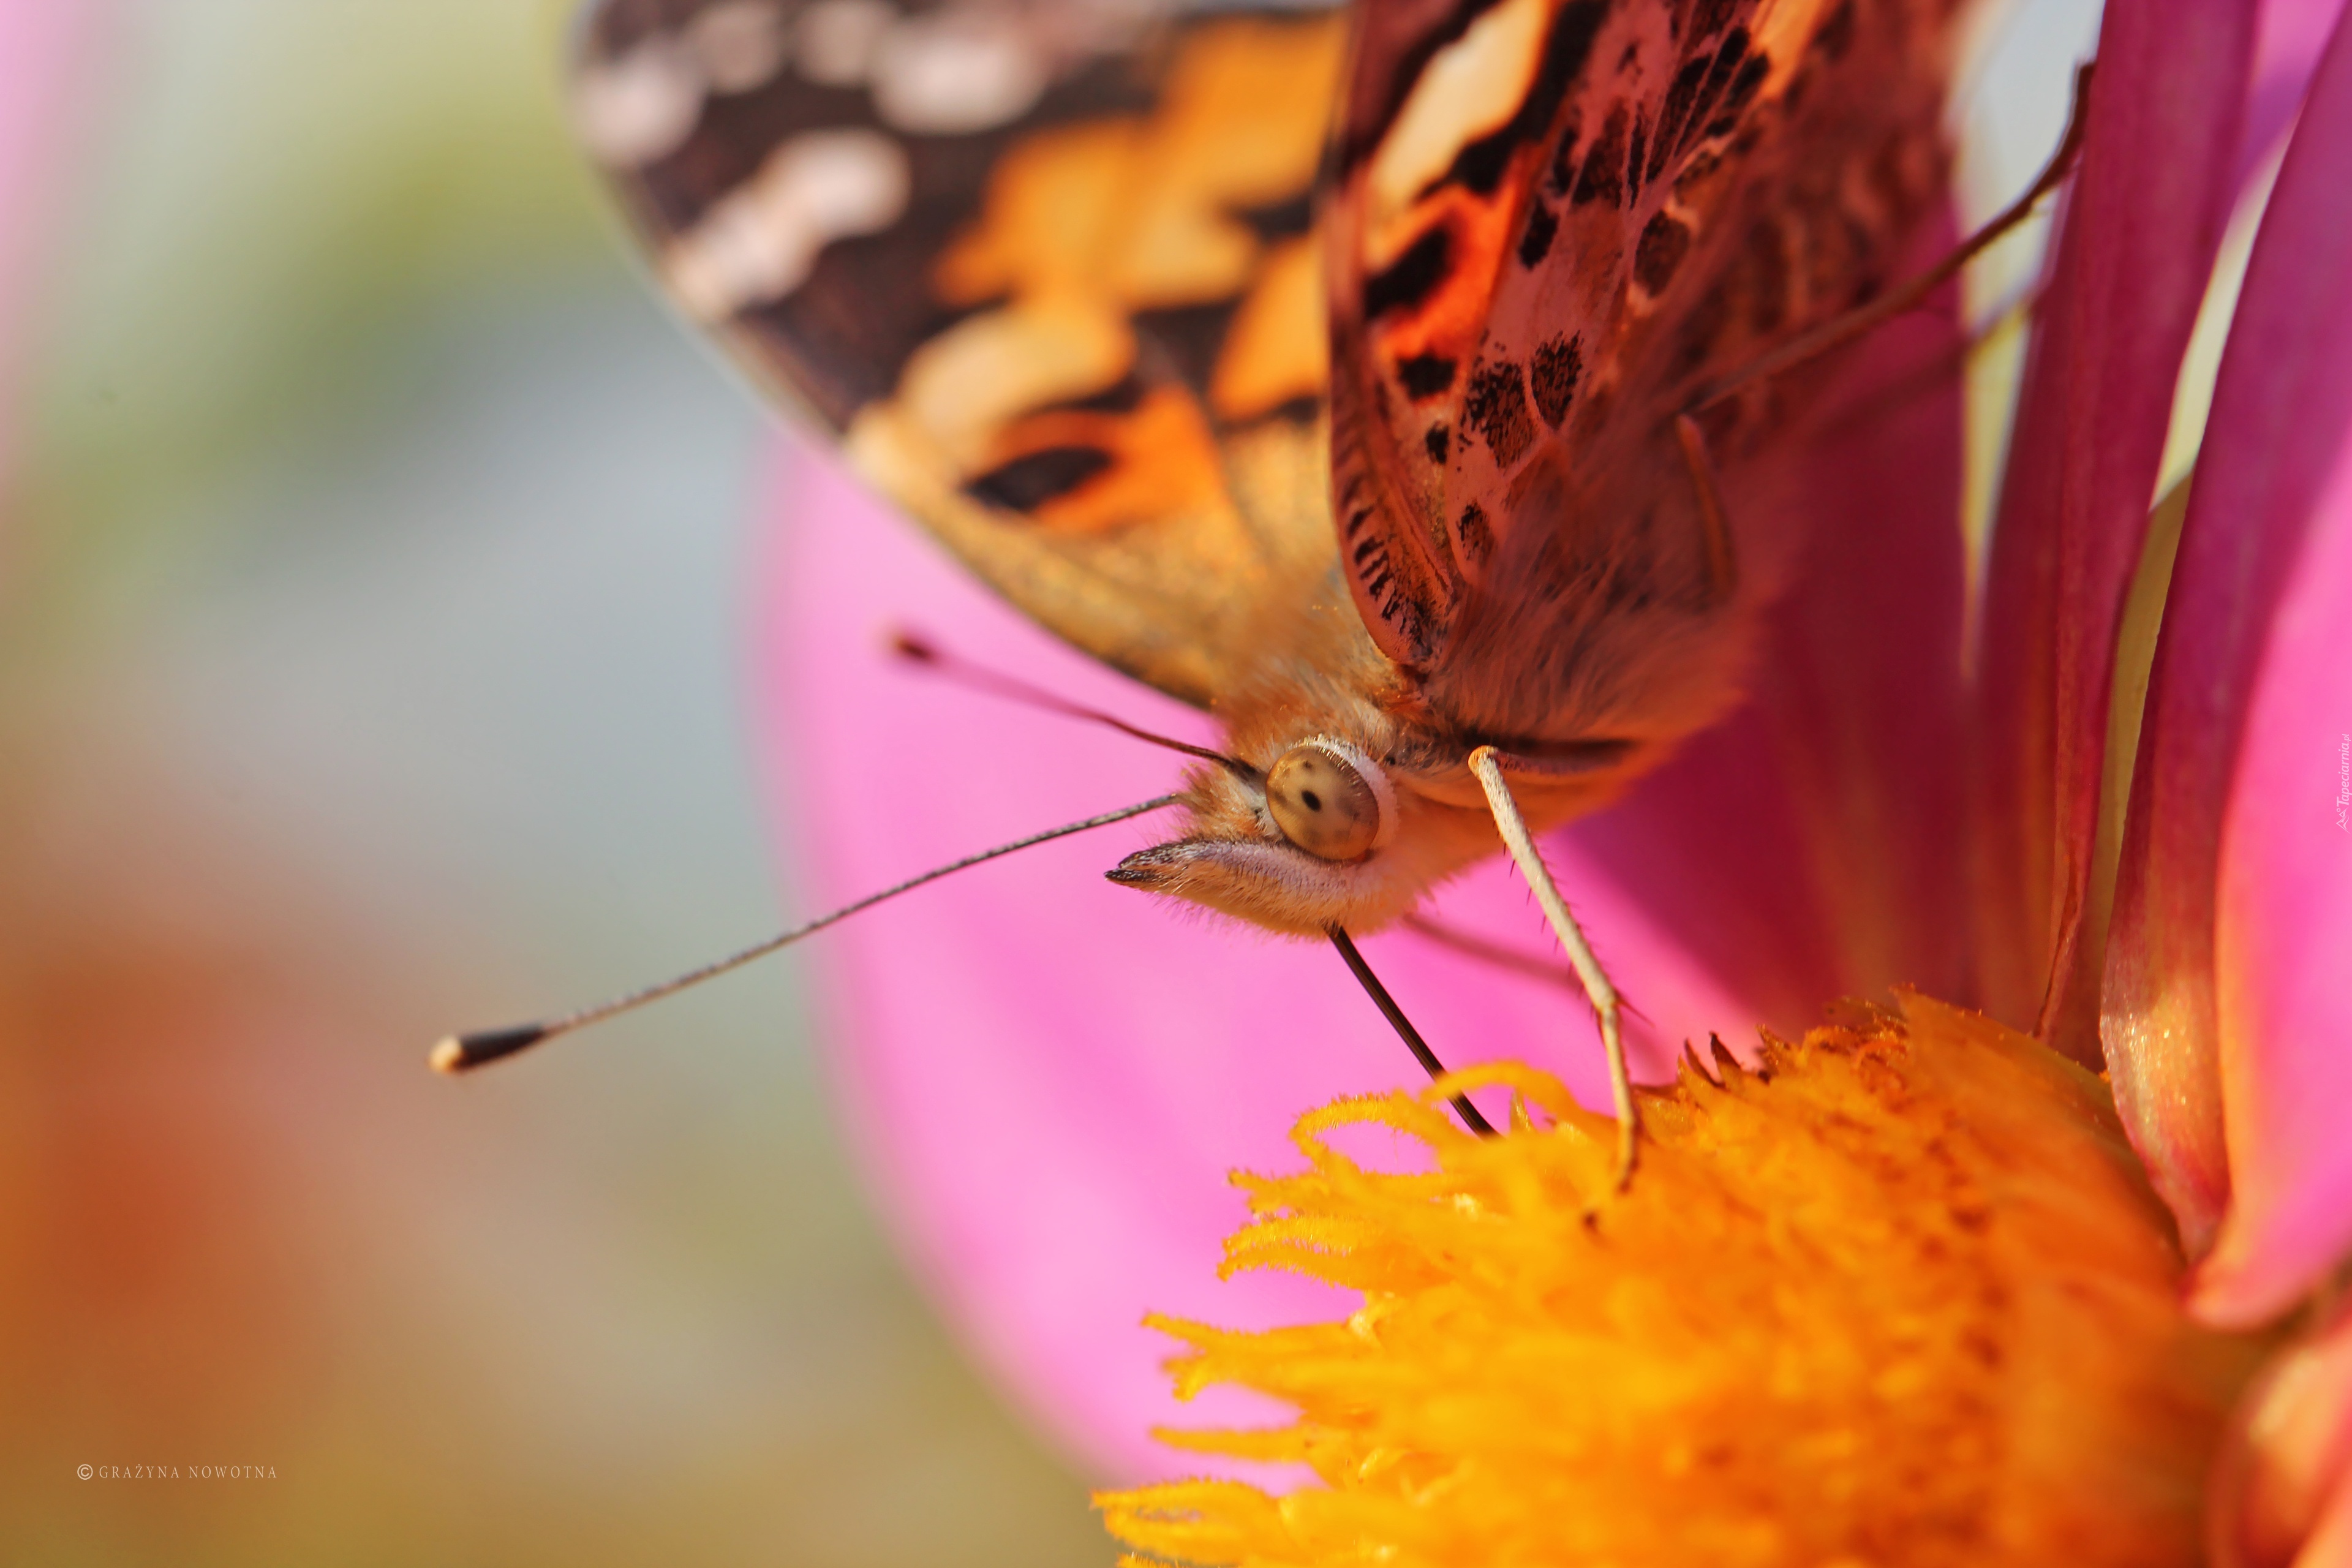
xmin=1327 ymin=0 xmax=1957 ymax=739
xmin=574 ymin=0 xmax=1347 ymax=709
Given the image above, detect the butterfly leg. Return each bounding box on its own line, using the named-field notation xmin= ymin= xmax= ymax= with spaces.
xmin=1689 ymin=61 xmax=2095 ymax=415
xmin=1330 ymin=927 xmax=1496 ymax=1137
xmin=1466 ymin=745 xmax=1638 ymax=1185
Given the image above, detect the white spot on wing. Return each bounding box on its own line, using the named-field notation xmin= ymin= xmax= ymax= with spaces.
xmin=794 ymin=0 xmax=897 ymax=87
xmin=1365 ymin=0 xmax=1547 ymax=245
xmin=872 ymin=12 xmax=1046 ymax=134
xmin=663 ymin=128 xmax=911 ymax=320
xmin=573 ymin=35 xmax=705 ymax=167
xmin=687 ymin=2 xmax=791 ymax=94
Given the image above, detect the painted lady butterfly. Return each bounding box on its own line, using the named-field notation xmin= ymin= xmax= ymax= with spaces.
xmin=554 ymin=0 xmax=1971 ymax=1161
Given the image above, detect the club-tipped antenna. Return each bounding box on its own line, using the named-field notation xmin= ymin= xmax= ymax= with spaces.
xmin=1329 ymin=927 xmax=1495 ymax=1136
xmin=891 ymin=630 xmax=1256 ymax=780
xmin=431 ymin=793 xmax=1182 ymax=1075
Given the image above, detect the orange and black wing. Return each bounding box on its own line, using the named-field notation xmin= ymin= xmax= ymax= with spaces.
xmin=574 ymin=0 xmax=1348 ymax=709
xmin=1325 ymin=0 xmax=1959 ymax=736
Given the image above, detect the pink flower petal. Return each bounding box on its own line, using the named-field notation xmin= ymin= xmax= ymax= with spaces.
xmin=2103 ymin=6 xmax=2352 ymax=1327
xmin=1969 ymin=0 xmax=2256 ymax=1057
xmin=751 ymin=279 xmax=1967 ymax=1474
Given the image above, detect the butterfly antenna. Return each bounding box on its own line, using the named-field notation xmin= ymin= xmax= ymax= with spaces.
xmin=1329 ymin=927 xmax=1495 ymax=1137
xmin=891 ymin=630 xmax=1256 ymax=779
xmin=429 ymin=793 xmax=1182 ymax=1074
xmin=1464 ymin=747 xmax=1638 ymax=1185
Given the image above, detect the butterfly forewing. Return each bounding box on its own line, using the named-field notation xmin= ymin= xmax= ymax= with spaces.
xmin=574 ymin=0 xmax=1348 ymax=709
xmin=575 ymin=0 xmax=1980 ymax=943
xmin=1327 ymin=0 xmax=1959 ymax=743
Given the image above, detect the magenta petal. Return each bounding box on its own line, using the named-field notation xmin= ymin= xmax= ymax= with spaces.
xmin=2106 ymin=6 xmax=2352 ymax=1326
xmin=2204 ymin=446 xmax=2352 ymax=1324
xmin=1970 ymin=0 xmax=2256 ymax=1054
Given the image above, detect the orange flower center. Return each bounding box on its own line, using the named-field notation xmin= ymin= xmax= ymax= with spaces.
xmin=1100 ymin=997 xmax=2263 ymax=1568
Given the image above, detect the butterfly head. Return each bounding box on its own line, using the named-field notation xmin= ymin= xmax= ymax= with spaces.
xmin=1256 ymin=737 xmax=1396 ymax=862
xmin=1106 ymin=720 xmax=1636 ymax=935
xmin=1109 ymin=733 xmax=1416 ymax=933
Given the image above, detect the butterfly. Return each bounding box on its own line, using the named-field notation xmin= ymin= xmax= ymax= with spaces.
xmin=557 ymin=0 xmax=1971 ymax=1163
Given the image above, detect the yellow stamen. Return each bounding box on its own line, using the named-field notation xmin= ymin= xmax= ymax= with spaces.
xmin=1099 ymin=995 xmax=2264 ymax=1568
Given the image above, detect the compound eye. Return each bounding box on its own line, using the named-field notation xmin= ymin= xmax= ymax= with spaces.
xmin=1265 ymin=744 xmax=1384 ymax=861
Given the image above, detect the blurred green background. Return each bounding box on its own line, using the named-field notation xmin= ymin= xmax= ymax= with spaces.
xmin=0 ymin=2 xmax=1104 ymax=1561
